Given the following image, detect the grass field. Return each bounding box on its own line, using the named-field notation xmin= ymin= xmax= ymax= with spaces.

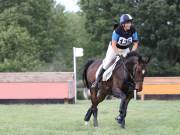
xmin=0 ymin=100 xmax=179 ymax=135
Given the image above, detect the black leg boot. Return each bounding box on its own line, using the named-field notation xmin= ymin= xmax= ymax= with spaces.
xmin=91 ymin=67 xmax=105 ymax=90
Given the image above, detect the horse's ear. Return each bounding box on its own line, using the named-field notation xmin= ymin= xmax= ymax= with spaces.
xmin=113 ymin=19 xmax=119 ymax=30
xmin=144 ymin=56 xmax=151 ymax=64
xmin=138 ymin=56 xmax=143 ymax=63
xmin=113 ymin=24 xmax=119 ymax=30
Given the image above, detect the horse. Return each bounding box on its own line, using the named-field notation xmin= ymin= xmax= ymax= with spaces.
xmin=82 ymin=51 xmax=150 ymax=128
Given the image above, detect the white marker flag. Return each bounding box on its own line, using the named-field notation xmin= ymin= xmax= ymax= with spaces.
xmin=74 ymin=48 xmax=83 ymax=57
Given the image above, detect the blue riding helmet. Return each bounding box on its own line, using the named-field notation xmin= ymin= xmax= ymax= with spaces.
xmin=120 ymin=14 xmax=133 ymax=24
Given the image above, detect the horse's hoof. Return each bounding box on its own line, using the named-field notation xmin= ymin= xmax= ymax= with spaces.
xmin=121 ymin=125 xmax=125 ymax=129
xmin=85 ymin=121 xmax=89 ymax=126
xmin=93 ymin=120 xmax=98 ymax=127
xmin=94 ymin=126 xmax=98 ymax=128
xmin=120 ymin=120 xmax=125 ymax=129
xmin=93 ymin=123 xmax=98 ymax=127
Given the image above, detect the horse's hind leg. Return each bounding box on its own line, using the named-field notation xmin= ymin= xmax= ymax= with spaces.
xmin=84 ymin=107 xmax=93 ymax=125
xmin=84 ymin=89 xmax=97 ymax=126
xmin=84 ymin=106 xmax=98 ymax=127
xmin=84 ymin=87 xmax=107 ymax=127
xmin=89 ymin=89 xmax=98 ymax=127
xmin=91 ymin=89 xmax=107 ymax=127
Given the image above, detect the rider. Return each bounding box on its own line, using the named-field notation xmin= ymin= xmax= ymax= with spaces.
xmin=91 ymin=14 xmax=139 ymax=90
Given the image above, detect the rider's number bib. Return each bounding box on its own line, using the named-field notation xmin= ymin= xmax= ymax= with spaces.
xmin=118 ymin=37 xmax=132 ymax=46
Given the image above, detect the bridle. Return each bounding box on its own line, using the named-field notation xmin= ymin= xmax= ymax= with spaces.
xmin=118 ymin=55 xmax=144 ymax=83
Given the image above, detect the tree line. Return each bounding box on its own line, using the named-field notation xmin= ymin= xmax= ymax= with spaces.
xmin=0 ymin=0 xmax=179 ymax=77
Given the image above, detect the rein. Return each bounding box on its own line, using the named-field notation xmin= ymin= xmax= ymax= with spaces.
xmin=119 ymin=55 xmax=135 ymax=82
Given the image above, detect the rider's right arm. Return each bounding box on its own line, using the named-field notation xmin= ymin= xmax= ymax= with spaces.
xmin=111 ymin=31 xmax=119 ymax=53
xmin=112 ymin=41 xmax=117 ymax=53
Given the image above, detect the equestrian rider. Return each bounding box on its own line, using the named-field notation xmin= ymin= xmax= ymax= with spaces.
xmin=91 ymin=14 xmax=139 ymax=90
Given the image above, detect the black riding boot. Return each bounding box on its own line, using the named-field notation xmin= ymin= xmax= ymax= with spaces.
xmin=91 ymin=67 xmax=105 ymax=90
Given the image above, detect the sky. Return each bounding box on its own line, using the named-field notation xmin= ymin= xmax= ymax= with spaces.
xmin=55 ymin=0 xmax=80 ymax=12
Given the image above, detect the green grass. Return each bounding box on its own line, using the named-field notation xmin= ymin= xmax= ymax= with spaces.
xmin=0 ymin=100 xmax=179 ymax=135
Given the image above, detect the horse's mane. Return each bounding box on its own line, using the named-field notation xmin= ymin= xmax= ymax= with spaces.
xmin=125 ymin=51 xmax=141 ymax=60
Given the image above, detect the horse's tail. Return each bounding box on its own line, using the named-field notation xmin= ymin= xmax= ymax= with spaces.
xmin=82 ymin=59 xmax=94 ymax=89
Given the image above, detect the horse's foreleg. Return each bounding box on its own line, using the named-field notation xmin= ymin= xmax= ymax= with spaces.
xmin=112 ymin=88 xmax=127 ymax=128
xmin=123 ymin=93 xmax=133 ymax=118
xmin=118 ymin=91 xmax=127 ymax=128
xmin=118 ymin=92 xmax=133 ymax=128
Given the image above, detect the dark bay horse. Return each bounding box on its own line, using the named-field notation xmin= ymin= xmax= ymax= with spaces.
xmin=82 ymin=51 xmax=150 ymax=128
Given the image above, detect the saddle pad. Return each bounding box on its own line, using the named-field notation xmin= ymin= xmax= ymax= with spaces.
xmin=96 ymin=56 xmax=120 ymax=81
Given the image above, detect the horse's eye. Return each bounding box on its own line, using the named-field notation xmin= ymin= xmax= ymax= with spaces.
xmin=142 ymin=69 xmax=145 ymax=75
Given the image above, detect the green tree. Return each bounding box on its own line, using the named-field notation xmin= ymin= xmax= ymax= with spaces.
xmin=0 ymin=0 xmax=69 ymax=71
xmin=79 ymin=0 xmax=180 ymax=76
xmin=0 ymin=25 xmax=39 ymax=71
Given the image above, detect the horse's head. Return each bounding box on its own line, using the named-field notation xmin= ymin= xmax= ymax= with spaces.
xmin=125 ymin=52 xmax=151 ymax=92
xmin=133 ymin=56 xmax=151 ymax=92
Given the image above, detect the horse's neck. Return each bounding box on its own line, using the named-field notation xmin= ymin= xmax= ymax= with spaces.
xmin=114 ymin=56 xmax=138 ymax=79
xmin=114 ymin=57 xmax=133 ymax=79
xmin=125 ymin=57 xmax=138 ymax=73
